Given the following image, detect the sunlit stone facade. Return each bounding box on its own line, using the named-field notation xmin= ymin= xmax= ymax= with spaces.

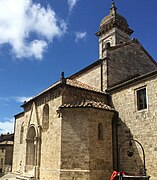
xmin=12 ymin=2 xmax=157 ymax=180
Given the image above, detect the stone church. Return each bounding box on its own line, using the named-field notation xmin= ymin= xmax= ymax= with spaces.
xmin=12 ymin=2 xmax=157 ymax=180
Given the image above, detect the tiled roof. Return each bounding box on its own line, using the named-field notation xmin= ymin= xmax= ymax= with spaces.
xmin=60 ymin=99 xmax=115 ymax=111
xmin=22 ymin=79 xmax=105 ymax=105
xmin=66 ymin=79 xmax=104 ymax=93
xmin=0 ymin=133 xmax=14 ymax=142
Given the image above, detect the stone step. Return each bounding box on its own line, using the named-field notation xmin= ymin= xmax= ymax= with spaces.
xmin=16 ymin=176 xmax=35 ymax=180
xmin=115 ymin=175 xmax=150 ymax=180
xmin=16 ymin=172 xmax=35 ymax=180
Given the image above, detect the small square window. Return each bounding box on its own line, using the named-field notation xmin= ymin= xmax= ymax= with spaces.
xmin=137 ymin=88 xmax=147 ymax=111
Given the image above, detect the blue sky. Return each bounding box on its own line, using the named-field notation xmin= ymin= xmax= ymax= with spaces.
xmin=0 ymin=0 xmax=157 ymax=134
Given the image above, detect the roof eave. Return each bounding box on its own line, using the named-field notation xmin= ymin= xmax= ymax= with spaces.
xmin=59 ymin=106 xmax=116 ymax=112
xmin=14 ymin=111 xmax=24 ymax=118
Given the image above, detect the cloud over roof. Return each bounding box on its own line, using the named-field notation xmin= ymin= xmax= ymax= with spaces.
xmin=0 ymin=118 xmax=14 ymax=134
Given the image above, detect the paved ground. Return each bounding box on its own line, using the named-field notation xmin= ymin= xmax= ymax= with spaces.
xmin=0 ymin=173 xmax=16 ymax=180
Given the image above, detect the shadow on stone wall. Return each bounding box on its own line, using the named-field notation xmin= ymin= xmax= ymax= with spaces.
xmin=117 ymin=118 xmax=146 ymax=176
xmin=0 ymin=172 xmax=3 ymax=177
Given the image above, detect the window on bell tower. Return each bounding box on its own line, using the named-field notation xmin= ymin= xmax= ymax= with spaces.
xmin=105 ymin=42 xmax=111 ymax=49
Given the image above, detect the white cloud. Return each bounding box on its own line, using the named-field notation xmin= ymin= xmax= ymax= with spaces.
xmin=68 ymin=0 xmax=78 ymax=12
xmin=14 ymin=96 xmax=33 ymax=103
xmin=0 ymin=118 xmax=14 ymax=134
xmin=0 ymin=96 xmax=33 ymax=104
xmin=15 ymin=40 xmax=48 ymax=59
xmin=0 ymin=0 xmax=67 ymax=60
xmin=75 ymin=32 xmax=87 ymax=42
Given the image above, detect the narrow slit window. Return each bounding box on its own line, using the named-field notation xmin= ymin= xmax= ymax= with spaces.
xmin=20 ymin=124 xmax=24 ymax=144
xmin=98 ymin=123 xmax=104 ymax=141
xmin=42 ymin=104 xmax=49 ymax=131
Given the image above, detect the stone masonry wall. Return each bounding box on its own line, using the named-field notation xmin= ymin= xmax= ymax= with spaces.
xmin=72 ymin=64 xmax=102 ymax=90
xmin=99 ymin=28 xmax=130 ymax=59
xmin=12 ymin=113 xmax=25 ymax=174
xmin=4 ymin=145 xmax=13 ymax=172
xmin=0 ymin=145 xmax=13 ymax=173
xmin=13 ymin=85 xmax=114 ymax=180
xmin=0 ymin=146 xmax=6 ymax=172
xmin=107 ymin=41 xmax=157 ymax=87
xmin=60 ymin=108 xmax=114 ymax=180
xmin=62 ymin=86 xmax=108 ymax=105
xmin=12 ymin=89 xmax=63 ymax=180
xmin=111 ymin=75 xmax=157 ymax=180
xmin=39 ymin=95 xmax=62 ymax=180
xmin=0 ymin=145 xmax=12 ymax=173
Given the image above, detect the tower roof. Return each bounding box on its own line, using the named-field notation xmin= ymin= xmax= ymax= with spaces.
xmin=96 ymin=2 xmax=134 ymax=36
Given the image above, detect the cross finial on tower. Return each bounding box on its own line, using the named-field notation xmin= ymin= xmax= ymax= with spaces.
xmin=110 ymin=0 xmax=117 ymax=13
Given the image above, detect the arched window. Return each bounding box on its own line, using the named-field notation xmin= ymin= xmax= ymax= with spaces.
xmin=105 ymin=42 xmax=111 ymax=49
xmin=42 ymin=104 xmax=49 ymax=131
xmin=98 ymin=123 xmax=103 ymax=141
xmin=26 ymin=126 xmax=36 ymax=168
xmin=20 ymin=123 xmax=24 ymax=144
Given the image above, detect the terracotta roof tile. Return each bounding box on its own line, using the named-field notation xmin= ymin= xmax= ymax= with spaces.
xmin=0 ymin=133 xmax=14 ymax=142
xmin=60 ymin=99 xmax=114 ymax=111
xmin=22 ymin=79 xmax=105 ymax=105
xmin=66 ymin=79 xmax=104 ymax=93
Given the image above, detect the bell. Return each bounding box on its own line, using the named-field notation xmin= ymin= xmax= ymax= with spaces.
xmin=127 ymin=150 xmax=134 ymax=157
xmin=127 ymin=140 xmax=134 ymax=157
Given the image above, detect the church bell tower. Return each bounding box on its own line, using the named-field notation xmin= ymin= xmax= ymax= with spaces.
xmin=96 ymin=2 xmax=134 ymax=59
